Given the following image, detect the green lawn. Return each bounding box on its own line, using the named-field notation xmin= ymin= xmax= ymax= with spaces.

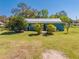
xmin=0 ymin=27 xmax=79 ymax=59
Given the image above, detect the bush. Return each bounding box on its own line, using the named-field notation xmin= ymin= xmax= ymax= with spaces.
xmin=34 ymin=24 xmax=42 ymax=35
xmin=47 ymin=24 xmax=56 ymax=35
xmin=7 ymin=16 xmax=27 ymax=33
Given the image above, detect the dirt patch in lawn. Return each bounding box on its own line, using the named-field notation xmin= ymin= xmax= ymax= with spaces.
xmin=0 ymin=40 xmax=43 ymax=59
xmin=0 ymin=40 xmax=69 ymax=59
xmin=42 ymin=49 xmax=69 ymax=59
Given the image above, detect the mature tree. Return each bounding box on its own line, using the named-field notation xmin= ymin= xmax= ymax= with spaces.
xmin=50 ymin=10 xmax=67 ymax=18
xmin=22 ymin=9 xmax=35 ymax=18
xmin=60 ymin=16 xmax=72 ymax=33
xmin=41 ymin=9 xmax=48 ymax=18
xmin=17 ymin=2 xmax=28 ymax=11
xmin=56 ymin=11 xmax=67 ymax=17
xmin=11 ymin=2 xmax=37 ymax=18
xmin=11 ymin=3 xmax=49 ymax=18
xmin=11 ymin=8 xmax=20 ymax=16
xmin=50 ymin=10 xmax=72 ymax=33
xmin=11 ymin=3 xmax=30 ymax=16
xmin=36 ymin=9 xmax=48 ymax=18
xmin=49 ymin=14 xmax=59 ymax=18
xmin=7 ymin=16 xmax=27 ymax=33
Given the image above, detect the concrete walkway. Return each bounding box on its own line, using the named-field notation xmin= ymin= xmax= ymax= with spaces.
xmin=42 ymin=50 xmax=69 ymax=59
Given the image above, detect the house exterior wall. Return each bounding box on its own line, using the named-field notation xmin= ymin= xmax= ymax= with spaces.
xmin=26 ymin=23 xmax=64 ymax=31
xmin=54 ymin=23 xmax=64 ymax=31
xmin=25 ymin=18 xmax=64 ymax=31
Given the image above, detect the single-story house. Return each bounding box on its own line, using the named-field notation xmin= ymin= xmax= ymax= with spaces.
xmin=25 ymin=18 xmax=64 ymax=31
xmin=0 ymin=21 xmax=4 ymax=26
xmin=72 ymin=20 xmax=79 ymax=26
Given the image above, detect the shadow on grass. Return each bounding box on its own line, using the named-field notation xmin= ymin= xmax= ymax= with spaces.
xmin=0 ymin=32 xmax=17 ymax=35
xmin=43 ymin=33 xmax=54 ymax=36
xmin=28 ymin=33 xmax=39 ymax=36
xmin=64 ymin=33 xmax=68 ymax=35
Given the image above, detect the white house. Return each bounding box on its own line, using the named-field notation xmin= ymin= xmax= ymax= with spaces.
xmin=25 ymin=18 xmax=64 ymax=31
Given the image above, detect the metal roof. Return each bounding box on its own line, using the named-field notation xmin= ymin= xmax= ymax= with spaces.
xmin=25 ymin=18 xmax=62 ymax=23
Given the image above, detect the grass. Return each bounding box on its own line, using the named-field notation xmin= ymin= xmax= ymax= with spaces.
xmin=0 ymin=27 xmax=79 ymax=59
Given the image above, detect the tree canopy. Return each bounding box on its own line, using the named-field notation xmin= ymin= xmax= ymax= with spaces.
xmin=11 ymin=3 xmax=49 ymax=18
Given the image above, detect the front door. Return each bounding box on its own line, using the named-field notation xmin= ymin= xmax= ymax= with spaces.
xmin=43 ymin=24 xmax=47 ymax=31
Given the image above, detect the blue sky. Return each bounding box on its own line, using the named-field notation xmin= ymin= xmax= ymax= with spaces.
xmin=0 ymin=0 xmax=79 ymax=19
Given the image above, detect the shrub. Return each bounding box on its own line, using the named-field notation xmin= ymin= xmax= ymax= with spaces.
xmin=34 ymin=24 xmax=42 ymax=35
xmin=7 ymin=16 xmax=27 ymax=33
xmin=47 ymin=24 xmax=56 ymax=35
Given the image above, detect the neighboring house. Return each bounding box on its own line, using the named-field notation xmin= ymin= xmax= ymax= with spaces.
xmin=0 ymin=16 xmax=7 ymax=27
xmin=72 ymin=20 xmax=79 ymax=26
xmin=0 ymin=21 xmax=4 ymax=26
xmin=25 ymin=18 xmax=64 ymax=31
